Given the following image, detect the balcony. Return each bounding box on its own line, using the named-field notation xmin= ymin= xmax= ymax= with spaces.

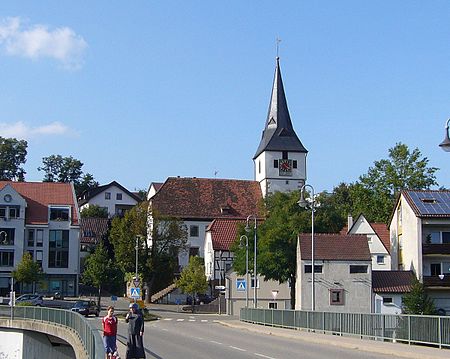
xmin=423 ymin=275 xmax=450 ymax=287
xmin=422 ymin=243 xmax=450 ymax=255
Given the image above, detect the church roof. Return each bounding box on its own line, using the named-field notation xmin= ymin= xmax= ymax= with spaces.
xmin=254 ymin=57 xmax=307 ymax=159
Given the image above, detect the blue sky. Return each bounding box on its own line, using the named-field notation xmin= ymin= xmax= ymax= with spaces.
xmin=1 ymin=1 xmax=449 ymax=193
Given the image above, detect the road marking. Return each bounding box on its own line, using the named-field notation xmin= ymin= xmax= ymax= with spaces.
xmin=189 ymin=316 xmax=195 ymax=319
xmin=201 ymin=319 xmax=208 ymax=322
xmin=210 ymin=340 xmax=223 ymax=345
xmin=161 ymin=328 xmax=169 ymax=332
xmin=176 ymin=319 xmax=184 ymax=322
xmin=230 ymin=346 xmax=246 ymax=352
xmin=254 ymin=353 xmax=276 ymax=359
xmin=188 ymin=319 xmax=196 ymax=322
xmin=163 ymin=318 xmax=173 ymax=321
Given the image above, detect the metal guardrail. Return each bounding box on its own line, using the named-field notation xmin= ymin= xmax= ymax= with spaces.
xmin=0 ymin=306 xmax=104 ymax=358
xmin=240 ymin=308 xmax=450 ymax=349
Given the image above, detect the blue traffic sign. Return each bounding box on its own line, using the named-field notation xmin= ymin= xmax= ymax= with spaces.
xmin=236 ymin=279 xmax=246 ymax=291
xmin=130 ymin=287 xmax=141 ymax=299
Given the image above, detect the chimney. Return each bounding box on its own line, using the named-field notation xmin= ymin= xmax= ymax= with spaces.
xmin=347 ymin=214 xmax=353 ymax=232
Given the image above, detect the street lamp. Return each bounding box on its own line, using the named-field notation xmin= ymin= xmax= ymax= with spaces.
xmin=298 ymin=184 xmax=316 ymax=311
xmin=245 ymin=215 xmax=257 ymax=308
xmin=1 ymin=231 xmax=13 ymax=320
xmin=439 ymin=119 xmax=450 ymax=152
xmin=239 ymin=235 xmax=249 ymax=308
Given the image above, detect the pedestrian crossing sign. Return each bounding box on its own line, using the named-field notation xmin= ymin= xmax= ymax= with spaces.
xmin=236 ymin=279 xmax=246 ymax=291
xmin=130 ymin=287 xmax=141 ymax=299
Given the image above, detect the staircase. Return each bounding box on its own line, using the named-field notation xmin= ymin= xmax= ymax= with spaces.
xmin=151 ymin=283 xmax=177 ymax=303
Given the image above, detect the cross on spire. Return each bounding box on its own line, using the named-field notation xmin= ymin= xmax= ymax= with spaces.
xmin=276 ymin=37 xmax=282 ymax=58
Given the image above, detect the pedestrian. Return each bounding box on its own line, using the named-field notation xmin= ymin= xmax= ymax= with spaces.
xmin=125 ymin=303 xmax=145 ymax=359
xmin=102 ymin=306 xmax=118 ymax=359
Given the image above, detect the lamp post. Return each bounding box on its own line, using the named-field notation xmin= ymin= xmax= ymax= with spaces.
xmin=298 ymin=184 xmax=316 ymax=311
xmin=246 ymin=215 xmax=257 ymax=308
xmin=439 ymin=119 xmax=450 ymax=152
xmin=239 ymin=235 xmax=249 ymax=308
xmin=1 ymin=231 xmax=13 ymax=320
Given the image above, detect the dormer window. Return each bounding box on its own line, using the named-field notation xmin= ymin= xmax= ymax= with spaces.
xmin=50 ymin=207 xmax=70 ymax=221
xmin=220 ymin=205 xmax=232 ymax=215
xmin=421 ymin=198 xmax=437 ymax=204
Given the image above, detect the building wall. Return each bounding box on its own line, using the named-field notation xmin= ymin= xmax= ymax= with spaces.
xmin=254 ymin=151 xmax=306 ymax=196
xmin=179 ymin=220 xmax=211 ymax=268
xmin=296 ymin=259 xmax=372 ymax=313
xmin=372 ymin=293 xmax=403 ymax=314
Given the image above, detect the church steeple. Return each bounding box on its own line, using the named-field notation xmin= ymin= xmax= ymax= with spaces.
xmin=254 ymin=57 xmax=307 ymax=159
xmin=253 ymin=57 xmax=307 ymax=197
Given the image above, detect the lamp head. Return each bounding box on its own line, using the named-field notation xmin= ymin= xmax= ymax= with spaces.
xmin=298 ymin=192 xmax=308 ymax=208
xmin=439 ymin=274 xmax=444 ymax=280
xmin=440 ymin=119 xmax=450 ymax=152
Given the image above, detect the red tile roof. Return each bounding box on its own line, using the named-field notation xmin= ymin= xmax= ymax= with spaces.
xmin=151 ymin=177 xmax=263 ymax=220
xmin=298 ymin=233 xmax=371 ymax=261
xmin=0 ymin=181 xmax=79 ymax=225
xmin=370 ymin=223 xmax=390 ymax=254
xmin=80 ymin=217 xmax=109 ymax=244
xmin=372 ymin=270 xmax=415 ymax=293
xmin=209 ymin=219 xmax=245 ymax=251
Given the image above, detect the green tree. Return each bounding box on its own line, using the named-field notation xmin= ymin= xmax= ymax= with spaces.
xmin=0 ymin=137 xmax=28 ymax=181
xmin=38 ymin=155 xmax=98 ymax=196
xmin=176 ymin=256 xmax=208 ymax=312
xmin=12 ymin=252 xmax=43 ymax=292
xmin=402 ymin=277 xmax=436 ymax=315
xmin=82 ymin=242 xmax=116 ymax=307
xmin=80 ymin=204 xmax=108 ymax=218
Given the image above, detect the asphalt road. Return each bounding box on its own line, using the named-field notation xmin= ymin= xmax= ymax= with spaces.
xmin=101 ymin=311 xmax=395 ymax=359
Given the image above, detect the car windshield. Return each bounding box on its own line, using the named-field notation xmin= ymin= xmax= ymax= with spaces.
xmin=74 ymin=301 xmax=89 ymax=308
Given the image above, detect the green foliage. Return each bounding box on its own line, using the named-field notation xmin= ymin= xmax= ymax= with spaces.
xmin=38 ymin=154 xmax=98 ymax=196
xmin=12 ymin=252 xmax=43 ymax=285
xmin=0 ymin=137 xmax=28 ymax=181
xmin=402 ymin=277 xmax=436 ymax=315
xmin=177 ymin=256 xmax=208 ymax=296
xmin=80 ymin=204 xmax=109 ymax=218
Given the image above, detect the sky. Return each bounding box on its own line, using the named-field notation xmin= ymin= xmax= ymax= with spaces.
xmin=0 ymin=1 xmax=449 ymax=193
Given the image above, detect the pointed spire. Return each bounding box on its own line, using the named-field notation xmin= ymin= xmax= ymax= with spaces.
xmin=254 ymin=58 xmax=307 ymax=159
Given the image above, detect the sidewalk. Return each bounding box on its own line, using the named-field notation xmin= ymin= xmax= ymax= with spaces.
xmin=216 ymin=319 xmax=449 ymax=359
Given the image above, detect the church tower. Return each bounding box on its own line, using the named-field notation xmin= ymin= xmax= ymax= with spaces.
xmin=254 ymin=57 xmax=308 ymax=197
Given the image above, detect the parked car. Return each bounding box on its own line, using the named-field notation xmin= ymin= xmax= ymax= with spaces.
xmin=71 ymin=300 xmax=100 ymax=317
xmin=15 ymin=294 xmax=44 ymax=306
xmin=186 ymin=294 xmax=215 ymax=305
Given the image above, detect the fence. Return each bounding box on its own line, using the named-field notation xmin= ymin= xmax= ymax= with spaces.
xmin=0 ymin=306 xmax=104 ymax=358
xmin=240 ymin=307 xmax=450 ymax=349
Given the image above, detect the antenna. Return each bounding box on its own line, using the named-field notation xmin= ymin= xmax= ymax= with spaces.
xmin=214 ymin=170 xmax=219 ymax=178
xmin=276 ymin=37 xmax=282 ymax=58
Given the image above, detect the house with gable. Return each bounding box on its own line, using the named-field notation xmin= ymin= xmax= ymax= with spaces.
xmin=149 ymin=177 xmax=263 ymax=272
xmin=79 ymin=217 xmax=109 ymax=270
xmin=296 ymin=233 xmax=372 ymax=312
xmin=346 ymin=214 xmax=391 ymax=270
xmin=372 ymin=270 xmax=414 ymax=314
xmin=78 ymin=180 xmax=141 ymax=218
xmin=389 ymin=189 xmax=450 ymax=315
xmin=0 ymin=181 xmax=80 ymax=297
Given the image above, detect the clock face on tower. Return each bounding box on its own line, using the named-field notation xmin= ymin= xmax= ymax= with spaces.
xmin=279 ymin=159 xmax=293 ymax=176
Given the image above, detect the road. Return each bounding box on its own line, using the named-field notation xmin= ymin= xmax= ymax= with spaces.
xmin=91 ymin=310 xmax=394 ymax=359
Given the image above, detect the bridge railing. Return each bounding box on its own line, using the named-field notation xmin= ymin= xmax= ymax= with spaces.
xmin=0 ymin=306 xmax=104 ymax=358
xmin=240 ymin=307 xmax=450 ymax=349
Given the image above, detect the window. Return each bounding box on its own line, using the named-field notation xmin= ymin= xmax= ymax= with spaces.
xmin=350 ymin=265 xmax=368 ymax=274
xmin=443 ymin=232 xmax=450 ymax=244
xmin=27 ymin=230 xmax=34 ymax=247
xmin=429 ymin=232 xmax=440 ymax=244
xmin=250 ymin=277 xmax=259 ymax=288
xmin=274 ymin=160 xmax=278 ymax=168
xmin=383 ymin=297 xmax=393 ymax=304
xmin=0 ymin=228 xmax=14 ymax=245
xmin=36 ymin=229 xmax=43 ymax=247
xmin=105 ymin=192 xmax=111 ymax=200
xmin=258 ymin=161 xmax=261 ymax=174
xmin=376 ymin=255 xmax=385 ymax=264
xmin=9 ymin=207 xmax=19 ymax=218
xmin=27 ymin=251 xmax=34 ymax=260
xmin=0 ymin=207 xmax=5 ymax=218
xmin=116 ymin=193 xmax=122 ymax=200
xmin=293 ymin=160 xmax=297 ymax=169
xmin=50 ymin=207 xmax=69 ymax=221
xmin=0 ymin=251 xmax=13 ymax=266
xmin=431 ymin=263 xmax=441 ymax=276
xmin=268 ymin=302 xmax=278 ymax=309
xmin=330 ymin=289 xmax=344 ymax=305
xmin=189 ymin=225 xmax=199 ymax=237
xmin=189 ymin=247 xmax=199 ymax=257
xmin=48 ymin=230 xmax=69 ymax=268
xmin=304 ymin=265 xmax=323 ymax=273
xmin=282 ymin=151 xmax=288 ymax=160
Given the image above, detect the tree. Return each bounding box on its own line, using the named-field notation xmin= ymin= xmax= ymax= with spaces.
xmin=176 ymin=256 xmax=208 ymax=312
xmin=109 ymin=203 xmax=188 ymax=302
xmin=357 ymin=143 xmax=438 ymax=222
xmin=0 ymin=137 xmax=27 ymax=181
xmin=80 ymin=204 xmax=109 ymax=218
xmin=402 ymin=277 xmax=436 ymax=315
xmin=12 ymin=252 xmax=43 ymax=292
xmin=82 ymin=242 xmax=116 ymax=307
xmin=38 ymin=155 xmax=98 ymax=196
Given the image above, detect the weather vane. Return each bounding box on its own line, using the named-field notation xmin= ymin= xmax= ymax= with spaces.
xmin=276 ymin=37 xmax=281 ymax=58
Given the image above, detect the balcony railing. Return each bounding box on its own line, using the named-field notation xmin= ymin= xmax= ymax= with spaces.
xmin=422 ymin=243 xmax=450 ymax=255
xmin=423 ymin=275 xmax=450 ymax=287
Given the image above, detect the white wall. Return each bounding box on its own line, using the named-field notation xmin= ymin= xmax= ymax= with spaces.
xmin=81 ymin=184 xmax=137 ymax=217
xmin=373 ymin=293 xmax=403 ymax=314
xmin=179 ymin=220 xmax=211 ymax=268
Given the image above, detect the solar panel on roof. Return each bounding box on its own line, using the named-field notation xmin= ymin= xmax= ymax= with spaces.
xmin=407 ymin=191 xmax=450 ymax=216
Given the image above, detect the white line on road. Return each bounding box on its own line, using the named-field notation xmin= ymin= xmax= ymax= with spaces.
xmin=201 ymin=319 xmax=208 ymax=322
xmin=254 ymin=353 xmax=276 ymax=359
xmin=163 ymin=318 xmax=173 ymax=321
xmin=176 ymin=319 xmax=184 ymax=321
xmin=188 ymin=319 xmax=196 ymax=322
xmin=229 ymin=346 xmax=246 ymax=352
xmin=210 ymin=340 xmax=223 ymax=345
